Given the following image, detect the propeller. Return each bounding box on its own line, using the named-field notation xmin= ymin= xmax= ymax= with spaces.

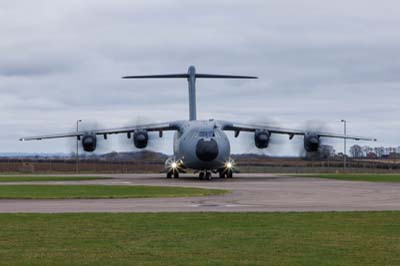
xmin=117 ymin=116 xmax=164 ymax=154
xmin=236 ymin=119 xmax=286 ymax=156
xmin=293 ymin=120 xmax=336 ymax=159
xmin=66 ymin=120 xmax=110 ymax=156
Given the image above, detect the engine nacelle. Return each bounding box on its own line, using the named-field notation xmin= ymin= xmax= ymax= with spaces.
xmin=82 ymin=134 xmax=97 ymax=152
xmin=304 ymin=133 xmax=320 ymax=152
xmin=134 ymin=131 xmax=148 ymax=149
xmin=254 ymin=129 xmax=270 ymax=149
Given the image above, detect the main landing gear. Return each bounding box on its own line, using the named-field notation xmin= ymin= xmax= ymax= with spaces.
xmin=166 ymin=170 xmax=179 ymax=179
xmin=219 ymin=169 xmax=233 ymax=179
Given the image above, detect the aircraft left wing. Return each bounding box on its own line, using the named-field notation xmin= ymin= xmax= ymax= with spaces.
xmin=219 ymin=121 xmax=377 ymax=141
xmin=20 ymin=121 xmax=181 ymax=141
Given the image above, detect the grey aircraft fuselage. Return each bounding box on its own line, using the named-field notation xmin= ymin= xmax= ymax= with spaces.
xmin=172 ymin=120 xmax=231 ymax=170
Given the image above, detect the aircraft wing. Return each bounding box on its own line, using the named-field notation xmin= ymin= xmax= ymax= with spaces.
xmin=220 ymin=121 xmax=377 ymax=141
xmin=20 ymin=121 xmax=180 ymax=141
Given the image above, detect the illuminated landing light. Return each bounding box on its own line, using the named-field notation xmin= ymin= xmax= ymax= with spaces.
xmin=168 ymin=160 xmax=182 ymax=173
xmin=224 ymin=159 xmax=235 ymax=170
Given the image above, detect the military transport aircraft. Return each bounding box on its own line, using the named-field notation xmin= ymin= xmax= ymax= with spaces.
xmin=20 ymin=66 xmax=376 ymax=180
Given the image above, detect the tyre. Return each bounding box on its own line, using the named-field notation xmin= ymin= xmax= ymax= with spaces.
xmin=205 ymin=172 xmax=212 ymax=180
xmin=227 ymin=170 xmax=233 ymax=178
xmin=219 ymin=171 xmax=226 ymax=179
xmin=199 ymin=172 xmax=204 ymax=180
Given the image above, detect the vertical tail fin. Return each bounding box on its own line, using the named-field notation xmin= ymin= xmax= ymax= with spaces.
xmin=123 ymin=66 xmax=258 ymax=121
xmin=187 ymin=66 xmax=197 ymax=120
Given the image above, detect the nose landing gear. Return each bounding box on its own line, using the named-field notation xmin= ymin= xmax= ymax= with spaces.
xmin=198 ymin=171 xmax=212 ymax=180
xmin=198 ymin=169 xmax=233 ymax=181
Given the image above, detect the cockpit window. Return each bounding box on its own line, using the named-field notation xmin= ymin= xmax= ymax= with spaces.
xmin=199 ymin=131 xmax=215 ymax=138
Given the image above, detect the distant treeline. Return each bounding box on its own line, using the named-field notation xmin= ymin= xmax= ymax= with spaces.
xmin=0 ymin=155 xmax=399 ymax=174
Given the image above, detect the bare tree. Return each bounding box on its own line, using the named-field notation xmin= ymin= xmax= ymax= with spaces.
xmin=350 ymin=145 xmax=363 ymax=158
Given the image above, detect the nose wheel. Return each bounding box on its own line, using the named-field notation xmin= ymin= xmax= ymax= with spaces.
xmin=199 ymin=172 xmax=204 ymax=180
xmin=199 ymin=171 xmax=212 ymax=180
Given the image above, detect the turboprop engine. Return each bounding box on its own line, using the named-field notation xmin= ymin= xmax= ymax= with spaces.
xmin=133 ymin=131 xmax=148 ymax=149
xmin=254 ymin=129 xmax=270 ymax=149
xmin=304 ymin=133 xmax=320 ymax=152
xmin=82 ymin=133 xmax=97 ymax=152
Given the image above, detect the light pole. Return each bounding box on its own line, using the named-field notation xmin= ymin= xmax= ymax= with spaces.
xmin=76 ymin=120 xmax=82 ymax=173
xmin=341 ymin=119 xmax=347 ymax=171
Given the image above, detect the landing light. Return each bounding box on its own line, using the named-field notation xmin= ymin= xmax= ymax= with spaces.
xmin=226 ymin=162 xmax=233 ymax=169
xmin=171 ymin=162 xmax=178 ymax=169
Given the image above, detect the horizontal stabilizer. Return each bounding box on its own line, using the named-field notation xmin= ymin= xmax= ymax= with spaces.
xmin=122 ymin=66 xmax=258 ymax=121
xmin=123 ymin=74 xmax=257 ymax=79
xmin=196 ymin=74 xmax=257 ymax=79
xmin=123 ymin=74 xmax=188 ymax=79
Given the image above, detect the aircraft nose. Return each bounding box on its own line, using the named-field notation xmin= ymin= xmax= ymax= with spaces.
xmin=196 ymin=139 xmax=219 ymax=162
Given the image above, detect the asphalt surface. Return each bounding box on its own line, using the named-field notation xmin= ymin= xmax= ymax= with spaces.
xmin=1 ymin=173 xmax=400 ymax=213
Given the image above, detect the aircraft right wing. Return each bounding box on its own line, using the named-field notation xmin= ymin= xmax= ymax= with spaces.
xmin=20 ymin=121 xmax=181 ymax=141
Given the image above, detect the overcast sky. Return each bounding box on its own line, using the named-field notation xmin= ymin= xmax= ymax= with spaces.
xmin=1 ymin=0 xmax=399 ymax=155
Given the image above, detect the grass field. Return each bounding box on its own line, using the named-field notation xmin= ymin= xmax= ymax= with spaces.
xmin=0 ymin=212 xmax=399 ymax=266
xmin=0 ymin=176 xmax=111 ymax=182
xmin=0 ymin=185 xmax=228 ymax=199
xmin=295 ymin=173 xmax=400 ymax=182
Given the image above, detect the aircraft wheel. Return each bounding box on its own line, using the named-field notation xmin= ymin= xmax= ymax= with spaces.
xmin=205 ymin=172 xmax=212 ymax=181
xmin=219 ymin=171 xmax=226 ymax=179
xmin=173 ymin=171 xmax=180 ymax=179
xmin=199 ymin=172 xmax=204 ymax=180
xmin=227 ymin=170 xmax=233 ymax=178
xmin=167 ymin=171 xmax=172 ymax=179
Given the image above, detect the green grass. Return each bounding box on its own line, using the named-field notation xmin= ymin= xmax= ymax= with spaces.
xmin=0 ymin=175 xmax=111 ymax=182
xmin=294 ymin=173 xmax=400 ymax=182
xmin=0 ymin=212 xmax=399 ymax=266
xmin=0 ymin=185 xmax=228 ymax=199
